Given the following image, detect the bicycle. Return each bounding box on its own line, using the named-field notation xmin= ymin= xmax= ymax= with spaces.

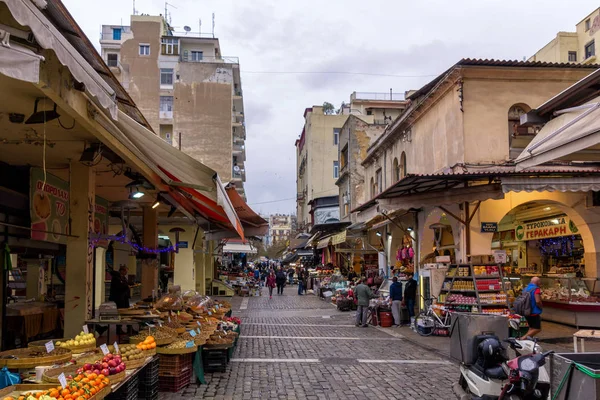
xmin=414 ymin=296 xmax=453 ymax=337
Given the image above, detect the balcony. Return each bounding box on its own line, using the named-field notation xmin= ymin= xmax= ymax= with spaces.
xmin=350 ymin=91 xmax=405 ymax=101
xmin=179 ymin=54 xmax=239 ymax=64
xmin=100 ymin=27 xmax=132 ymax=43
xmin=233 ymin=144 xmax=246 ymax=162
xmin=232 ymin=165 xmax=246 ymax=182
xmin=232 ymin=114 xmax=244 ymax=126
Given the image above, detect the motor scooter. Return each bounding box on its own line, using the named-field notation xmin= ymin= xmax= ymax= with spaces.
xmin=497 ymin=349 xmax=554 ymax=400
xmin=458 ymin=336 xmax=550 ymax=400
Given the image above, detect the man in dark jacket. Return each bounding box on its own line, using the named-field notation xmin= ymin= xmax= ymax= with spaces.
xmin=354 ymin=278 xmax=377 ymax=327
xmin=403 ymin=273 xmax=418 ymax=329
xmin=109 ymin=265 xmax=130 ymax=309
xmin=275 ymin=268 xmax=287 ymax=295
xmin=389 ymin=277 xmax=403 ymax=327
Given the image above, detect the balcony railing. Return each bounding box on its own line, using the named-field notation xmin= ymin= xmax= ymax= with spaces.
xmin=179 ymin=55 xmax=239 ymax=64
xmin=232 ymin=115 xmax=244 ymax=124
xmin=100 ymin=27 xmax=131 ymax=41
xmin=351 ymin=91 xmax=405 ymax=101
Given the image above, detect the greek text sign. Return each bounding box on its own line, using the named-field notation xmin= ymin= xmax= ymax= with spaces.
xmin=515 ymin=217 xmax=578 ymax=241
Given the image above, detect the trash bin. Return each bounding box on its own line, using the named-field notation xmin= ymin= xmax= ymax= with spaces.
xmin=551 ymin=353 xmax=600 ymax=400
xmin=449 ymin=313 xmax=508 ymax=364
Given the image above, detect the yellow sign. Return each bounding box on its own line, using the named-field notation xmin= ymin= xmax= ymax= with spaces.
xmin=332 ymin=231 xmax=347 ymax=245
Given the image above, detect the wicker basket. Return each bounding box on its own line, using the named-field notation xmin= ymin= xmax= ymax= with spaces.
xmin=92 ymin=385 xmax=112 ymax=400
xmin=42 ymin=364 xmax=80 ymax=383
xmin=0 ymin=348 xmax=73 ymax=369
xmin=29 ymin=338 xmax=97 ymax=354
xmin=156 ymin=345 xmax=197 ymax=355
xmin=129 ymin=336 xmax=174 ymax=346
xmin=0 ymin=384 xmax=57 ymax=398
xmin=121 ymin=356 xmax=145 ymax=369
xmin=107 ymin=369 xmax=126 ymax=384
xmin=143 ymin=349 xmax=156 ymax=357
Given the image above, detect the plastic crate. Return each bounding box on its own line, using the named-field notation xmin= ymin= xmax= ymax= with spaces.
xmin=106 ymin=373 xmax=139 ymax=400
xmin=158 ymin=366 xmax=192 ymax=392
xmin=138 ymin=384 xmax=159 ymax=400
xmin=158 ymin=353 xmax=193 ymax=376
xmin=203 ymin=348 xmax=228 ymax=373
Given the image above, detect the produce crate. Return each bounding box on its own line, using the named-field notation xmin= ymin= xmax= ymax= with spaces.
xmin=138 ymin=383 xmax=159 ymax=400
xmin=158 ymin=353 xmax=193 ymax=377
xmin=106 ymin=370 xmax=139 ymax=400
xmin=158 ymin=366 xmax=192 ymax=392
xmin=202 ymin=348 xmax=228 ymax=373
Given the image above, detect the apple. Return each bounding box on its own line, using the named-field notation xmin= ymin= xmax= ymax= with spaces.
xmin=101 ymin=368 xmax=109 ymax=377
xmin=83 ymin=363 xmax=92 ymax=371
xmin=109 ymin=367 xmax=117 ymax=375
xmin=102 ymin=362 xmax=109 ymax=369
xmin=106 ymin=354 xmax=114 ymax=360
xmin=107 ymin=360 xmax=116 ymax=368
xmin=94 ymin=362 xmax=102 ymax=369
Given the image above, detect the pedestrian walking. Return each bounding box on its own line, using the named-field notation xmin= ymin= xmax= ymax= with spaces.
xmin=354 ymin=277 xmax=376 ymax=327
xmin=520 ymin=276 xmax=543 ymax=339
xmin=288 ymin=267 xmax=295 ymax=285
xmin=297 ymin=268 xmax=305 ymax=295
xmin=266 ymin=270 xmax=276 ymax=299
xmin=276 ymin=268 xmax=287 ymax=295
xmin=403 ymin=272 xmax=417 ymax=329
xmin=254 ymin=268 xmax=260 ymax=282
xmin=389 ymin=277 xmax=403 ymax=327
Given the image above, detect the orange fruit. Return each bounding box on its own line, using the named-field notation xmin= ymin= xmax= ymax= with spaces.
xmin=97 ymin=374 xmax=105 ymax=380
xmin=61 ymin=389 xmax=70 ymax=397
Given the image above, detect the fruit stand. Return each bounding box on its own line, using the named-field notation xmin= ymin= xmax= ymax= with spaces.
xmin=0 ymin=290 xmax=240 ymax=398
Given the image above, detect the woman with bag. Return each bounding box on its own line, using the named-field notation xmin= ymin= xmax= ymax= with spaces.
xmin=266 ymin=270 xmax=277 ymax=299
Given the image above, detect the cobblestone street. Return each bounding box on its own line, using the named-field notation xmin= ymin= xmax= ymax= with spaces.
xmin=165 ymin=292 xmax=457 ymax=399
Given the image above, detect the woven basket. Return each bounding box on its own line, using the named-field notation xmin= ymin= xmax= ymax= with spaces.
xmin=143 ymin=349 xmax=156 ymax=357
xmin=156 ymin=345 xmax=197 ymax=355
xmin=129 ymin=336 xmax=173 ymax=346
xmin=122 ymin=357 xmax=145 ymax=369
xmin=0 ymin=384 xmax=57 ymax=397
xmin=203 ymin=343 xmax=233 ymax=350
xmin=0 ymin=348 xmax=73 ymax=369
xmin=42 ymin=364 xmax=80 ymax=383
xmin=29 ymin=339 xmax=96 ymax=354
xmin=92 ymin=385 xmax=112 ymax=400
xmin=107 ymin=369 xmax=126 ymax=384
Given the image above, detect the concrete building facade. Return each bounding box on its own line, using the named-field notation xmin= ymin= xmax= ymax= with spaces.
xmin=100 ymin=15 xmax=246 ymax=197
xmin=529 ymin=7 xmax=600 ymax=65
xmin=295 ymin=106 xmax=348 ymax=232
xmin=266 ymin=214 xmax=295 ymax=246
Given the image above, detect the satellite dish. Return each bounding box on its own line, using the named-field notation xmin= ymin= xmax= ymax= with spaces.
xmin=183 ymin=26 xmax=191 ymax=32
xmin=233 ymin=165 xmax=240 ymax=172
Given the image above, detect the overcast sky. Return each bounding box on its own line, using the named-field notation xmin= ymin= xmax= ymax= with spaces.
xmin=63 ymin=0 xmax=598 ymax=215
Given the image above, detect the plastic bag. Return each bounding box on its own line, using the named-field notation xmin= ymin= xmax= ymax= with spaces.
xmin=0 ymin=366 xmax=20 ymax=389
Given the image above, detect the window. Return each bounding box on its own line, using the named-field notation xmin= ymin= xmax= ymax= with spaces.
xmin=586 ymin=18 xmax=591 ymax=31
xmin=585 ymin=41 xmax=595 ymax=59
xmin=106 ymin=53 xmax=118 ymax=67
xmin=568 ymin=51 xmax=577 ymax=62
xmin=191 ymin=51 xmax=203 ymax=61
xmin=375 ymin=168 xmax=382 ymax=194
xmin=333 ymin=161 xmax=339 ymax=179
xmin=333 ymin=128 xmax=340 ymax=145
xmin=159 ymin=96 xmax=173 ymax=118
xmin=160 ymin=68 xmax=174 ymax=86
xmin=112 ymin=28 xmax=121 ymax=40
xmin=393 ymin=157 xmax=399 ymax=182
xmin=161 ymin=38 xmax=179 ymax=55
xmin=400 ymin=152 xmax=407 ymax=179
xmin=139 ymin=44 xmax=150 ymax=56
xmin=340 ymin=145 xmax=348 ymax=170
xmin=370 ymin=177 xmax=376 ymax=198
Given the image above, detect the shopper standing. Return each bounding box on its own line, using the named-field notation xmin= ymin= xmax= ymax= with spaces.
xmin=520 ymin=276 xmax=543 ymax=339
xmin=266 ymin=270 xmax=276 ymax=299
xmin=389 ymin=277 xmax=403 ymax=327
xmin=403 ymin=272 xmax=417 ymax=329
xmin=297 ymin=268 xmax=304 ymax=295
xmin=276 ymin=268 xmax=287 ymax=295
xmin=354 ymin=277 xmax=376 ymax=327
xmin=288 ymin=267 xmax=295 ymax=285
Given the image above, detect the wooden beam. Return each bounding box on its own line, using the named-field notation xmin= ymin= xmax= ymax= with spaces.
xmin=438 ymin=206 xmax=466 ymax=226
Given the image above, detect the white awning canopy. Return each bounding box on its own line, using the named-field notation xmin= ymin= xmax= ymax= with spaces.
xmin=502 ymin=176 xmax=600 ymax=193
xmin=2 ymin=0 xmax=117 ymax=117
xmin=0 ymin=42 xmax=43 ymax=83
xmin=222 ymin=242 xmax=257 ymax=254
xmin=515 ymin=97 xmax=600 ymax=171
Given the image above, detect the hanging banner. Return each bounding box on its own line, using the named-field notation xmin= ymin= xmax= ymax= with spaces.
xmin=94 ymin=196 xmax=110 ymax=248
xmin=30 ymin=167 xmax=69 ymax=244
xmin=515 ymin=216 xmax=579 ymax=241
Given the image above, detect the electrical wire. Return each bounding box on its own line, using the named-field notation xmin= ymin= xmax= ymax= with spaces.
xmin=241 ymin=70 xmax=439 ymax=78
xmin=58 ymin=116 xmax=75 ymax=130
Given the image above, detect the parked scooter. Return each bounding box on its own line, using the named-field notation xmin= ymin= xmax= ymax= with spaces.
xmin=458 ymin=335 xmax=551 ymax=400
xmin=498 ymin=349 xmax=554 ymax=400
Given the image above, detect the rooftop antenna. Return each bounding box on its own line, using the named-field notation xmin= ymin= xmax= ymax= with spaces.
xmin=165 ymin=2 xmax=177 ymax=25
xmin=199 ymin=18 xmax=201 ymax=36
xmin=212 ymin=12 xmax=215 ymax=37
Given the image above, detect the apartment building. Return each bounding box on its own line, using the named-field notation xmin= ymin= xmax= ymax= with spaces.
xmin=529 ymin=7 xmax=600 ymax=65
xmin=295 ymin=106 xmax=349 ymax=232
xmin=100 ymin=15 xmax=246 ymax=197
xmin=336 ymin=92 xmax=408 ymax=223
xmin=265 ymin=214 xmax=296 ymax=246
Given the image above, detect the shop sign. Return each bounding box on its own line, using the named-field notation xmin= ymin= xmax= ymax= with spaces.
xmin=94 ymin=196 xmax=110 ymax=247
xmin=493 ymin=250 xmax=507 ymax=264
xmin=177 ymin=241 xmax=189 ymax=249
xmin=331 ymin=231 xmax=346 ymax=245
xmin=515 ymin=217 xmax=579 ymax=241
xmin=30 ymin=167 xmax=69 ymax=244
xmin=481 ymin=222 xmax=498 ymax=233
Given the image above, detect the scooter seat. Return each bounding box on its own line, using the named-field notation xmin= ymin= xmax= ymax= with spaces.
xmin=484 ymin=366 xmax=507 ymax=380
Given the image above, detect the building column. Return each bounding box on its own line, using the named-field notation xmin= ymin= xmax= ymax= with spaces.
xmin=65 ymin=163 xmax=95 ymax=338
xmin=94 ymin=247 xmax=106 ymax=308
xmin=172 ymin=228 xmax=195 ymax=292
xmin=141 ymin=206 xmax=158 ymax=299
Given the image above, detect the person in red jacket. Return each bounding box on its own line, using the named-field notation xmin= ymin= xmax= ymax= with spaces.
xmin=266 ymin=270 xmax=277 ymax=299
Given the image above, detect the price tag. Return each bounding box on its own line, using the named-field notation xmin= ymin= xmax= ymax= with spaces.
xmin=196 ymin=321 xmax=201 ymax=327
xmin=185 ymin=341 xmax=195 ymax=348
xmin=208 ymin=311 xmax=212 ymax=316
xmin=82 ymin=325 xmax=89 ymax=334
xmin=58 ymin=373 xmax=67 ymax=389
xmin=196 ymin=328 xmax=201 ymax=334
xmin=168 ymin=316 xmax=171 ymax=323
xmin=158 ymin=321 xmax=163 ymax=327
xmin=189 ymin=329 xmax=197 ymax=337
xmin=100 ymin=344 xmax=109 ymax=355
xmin=45 ymin=341 xmax=55 ymax=353
xmin=215 ymin=305 xmax=220 ymax=310
xmin=147 ymin=323 xmax=155 ymax=328
xmin=113 ymin=341 xmax=120 ymax=354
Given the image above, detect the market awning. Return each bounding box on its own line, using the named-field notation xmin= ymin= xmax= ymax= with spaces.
xmin=515 ymin=97 xmax=600 ymax=171
xmin=222 ymin=241 xmax=257 ymax=254
xmin=225 ymin=186 xmax=268 ymax=237
xmin=289 ymin=238 xmax=309 ymax=250
xmin=0 ymin=42 xmax=44 ymax=83
xmin=316 ymin=237 xmax=332 ymax=249
xmin=2 ymin=0 xmax=117 ymax=117
xmin=114 ymin=111 xmax=244 ymax=239
xmin=501 ymin=176 xmax=600 ymax=193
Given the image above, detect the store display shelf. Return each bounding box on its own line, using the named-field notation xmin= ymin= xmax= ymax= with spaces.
xmin=473 ymin=275 xmax=501 ymax=279
xmin=445 ymin=275 xmax=473 ymax=279
xmin=446 ymin=303 xmax=507 ymax=307
xmin=441 ymin=289 xmax=501 ymax=293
